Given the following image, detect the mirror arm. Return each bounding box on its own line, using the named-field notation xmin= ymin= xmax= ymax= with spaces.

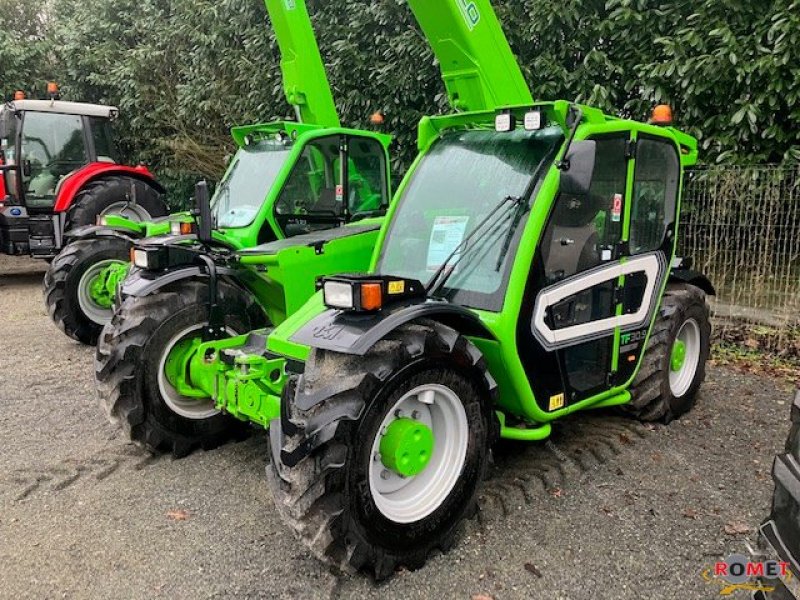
xmin=556 ymin=105 xmax=584 ymax=171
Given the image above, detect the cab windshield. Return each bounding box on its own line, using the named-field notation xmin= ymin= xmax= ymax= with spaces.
xmin=377 ymin=126 xmax=564 ymax=311
xmin=212 ymin=138 xmax=292 ymax=228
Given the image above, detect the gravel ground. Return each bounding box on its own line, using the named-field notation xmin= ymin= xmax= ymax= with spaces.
xmin=0 ymin=254 xmax=795 ymax=600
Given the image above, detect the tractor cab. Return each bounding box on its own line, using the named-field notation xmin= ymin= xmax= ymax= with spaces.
xmin=0 ymin=97 xmax=163 ymax=257
xmin=0 ymin=100 xmax=120 ymax=209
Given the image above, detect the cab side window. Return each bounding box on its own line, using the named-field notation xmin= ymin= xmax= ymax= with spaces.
xmin=274 ymin=135 xmax=388 ymax=235
xmin=346 ymin=137 xmax=387 ymax=214
xmin=22 ymin=112 xmax=88 ymax=205
xmin=542 ymin=136 xmax=628 ymax=284
xmin=1 ymin=113 xmax=19 ymax=200
xmin=629 ymin=137 xmax=680 ymax=254
xmin=275 ymin=136 xmax=340 ymax=218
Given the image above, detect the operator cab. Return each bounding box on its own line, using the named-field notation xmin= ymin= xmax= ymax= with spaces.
xmin=1 ymin=100 xmax=120 ymax=209
xmin=0 ymin=99 xmax=120 ymax=254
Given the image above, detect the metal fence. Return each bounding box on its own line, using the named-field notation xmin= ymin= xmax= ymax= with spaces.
xmin=678 ymin=164 xmax=800 ymax=357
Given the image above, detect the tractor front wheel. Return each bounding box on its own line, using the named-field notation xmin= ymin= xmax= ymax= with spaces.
xmin=621 ymin=283 xmax=711 ymax=422
xmin=43 ymin=236 xmax=131 ymax=345
xmin=267 ymin=321 xmax=497 ymax=579
xmin=95 ymin=280 xmax=268 ymax=457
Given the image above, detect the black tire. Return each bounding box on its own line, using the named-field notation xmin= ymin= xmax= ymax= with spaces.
xmin=95 ymin=280 xmax=268 ymax=457
xmin=621 ymin=283 xmax=711 ymax=423
xmin=267 ymin=321 xmax=498 ymax=580
xmin=66 ymin=176 xmax=167 ymax=229
xmin=43 ymin=236 xmax=132 ymax=345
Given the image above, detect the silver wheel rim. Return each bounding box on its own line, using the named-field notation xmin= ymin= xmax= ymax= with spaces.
xmin=368 ymin=383 xmax=468 ymax=524
xmin=157 ymin=324 xmax=233 ymax=420
xmin=669 ymin=318 xmax=701 ymax=397
xmin=76 ymin=259 xmax=119 ymax=325
xmin=100 ymin=201 xmax=152 ymax=222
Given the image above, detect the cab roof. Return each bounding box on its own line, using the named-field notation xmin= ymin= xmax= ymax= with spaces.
xmin=4 ymin=99 xmax=118 ymax=119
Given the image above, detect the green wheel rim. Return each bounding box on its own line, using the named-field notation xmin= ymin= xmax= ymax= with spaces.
xmin=78 ymin=259 xmax=129 ymax=324
xmin=670 ymin=339 xmax=687 ymax=372
xmin=379 ymin=417 xmax=435 ymax=477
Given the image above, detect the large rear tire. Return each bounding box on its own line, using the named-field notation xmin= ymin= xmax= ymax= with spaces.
xmin=43 ymin=236 xmax=131 ymax=345
xmin=66 ymin=176 xmax=167 ymax=229
xmin=267 ymin=321 xmax=498 ymax=580
xmin=621 ymin=283 xmax=711 ymax=423
xmin=95 ymin=280 xmax=268 ymax=457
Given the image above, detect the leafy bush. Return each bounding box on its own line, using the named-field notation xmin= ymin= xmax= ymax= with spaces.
xmin=6 ymin=0 xmax=799 ymax=202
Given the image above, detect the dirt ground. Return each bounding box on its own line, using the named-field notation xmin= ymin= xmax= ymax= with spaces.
xmin=0 ymin=254 xmax=796 ymax=600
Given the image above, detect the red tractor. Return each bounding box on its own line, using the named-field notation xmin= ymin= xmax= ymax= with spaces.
xmin=0 ymin=89 xmax=167 ymax=259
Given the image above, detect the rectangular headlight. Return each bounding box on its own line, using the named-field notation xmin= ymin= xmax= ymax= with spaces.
xmin=132 ymin=248 xmax=150 ymax=269
xmin=323 ymin=281 xmax=354 ymax=309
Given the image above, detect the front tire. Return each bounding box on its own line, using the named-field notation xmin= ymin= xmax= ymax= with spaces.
xmin=267 ymin=321 xmax=498 ymax=579
xmin=43 ymin=236 xmax=132 ymax=345
xmin=621 ymin=283 xmax=711 ymax=422
xmin=95 ymin=280 xmax=268 ymax=457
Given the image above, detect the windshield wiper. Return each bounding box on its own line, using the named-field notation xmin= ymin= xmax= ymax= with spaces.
xmin=425 ymin=195 xmax=523 ymax=297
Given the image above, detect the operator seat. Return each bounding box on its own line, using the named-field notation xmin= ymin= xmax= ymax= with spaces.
xmin=542 ymin=192 xmax=604 ymax=283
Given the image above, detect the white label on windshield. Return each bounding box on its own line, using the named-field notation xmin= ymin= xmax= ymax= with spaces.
xmin=427 ymin=216 xmax=469 ymax=271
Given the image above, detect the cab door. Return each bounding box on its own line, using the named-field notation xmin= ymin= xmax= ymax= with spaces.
xmin=518 ymin=132 xmax=680 ymax=414
xmin=518 ymin=133 xmax=633 ymax=412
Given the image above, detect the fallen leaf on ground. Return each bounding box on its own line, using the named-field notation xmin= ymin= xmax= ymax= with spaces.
xmin=524 ymin=562 xmax=542 ymax=578
xmin=683 ymin=508 xmax=699 ymax=519
xmin=166 ymin=509 xmax=190 ymax=521
xmin=723 ymin=521 xmax=751 ymax=535
xmin=471 ymin=594 xmax=495 ymax=600
xmin=548 ymin=487 xmax=563 ymax=498
xmin=618 ymin=432 xmax=633 ymax=445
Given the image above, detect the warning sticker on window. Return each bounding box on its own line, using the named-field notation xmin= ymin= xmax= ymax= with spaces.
xmin=427 ymin=216 xmax=470 ymax=272
xmin=611 ymin=193 xmax=623 ymax=223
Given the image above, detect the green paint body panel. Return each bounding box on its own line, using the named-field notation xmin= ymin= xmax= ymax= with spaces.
xmin=406 ymin=0 xmax=532 ymax=112
xmin=380 ymin=418 xmax=435 ymax=477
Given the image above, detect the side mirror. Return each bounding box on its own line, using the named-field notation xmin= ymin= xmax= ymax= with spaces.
xmin=195 ymin=180 xmax=214 ymax=245
xmin=559 ymin=140 xmax=596 ymax=197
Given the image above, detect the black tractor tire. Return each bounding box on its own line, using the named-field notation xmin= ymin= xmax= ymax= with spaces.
xmin=95 ymin=280 xmax=268 ymax=457
xmin=43 ymin=236 xmax=132 ymax=345
xmin=620 ymin=283 xmax=711 ymax=423
xmin=267 ymin=320 xmax=498 ymax=580
xmin=66 ymin=176 xmax=167 ymax=230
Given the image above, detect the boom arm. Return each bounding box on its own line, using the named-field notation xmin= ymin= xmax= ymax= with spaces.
xmin=406 ymin=0 xmax=533 ymax=112
xmin=264 ymin=0 xmax=340 ymax=128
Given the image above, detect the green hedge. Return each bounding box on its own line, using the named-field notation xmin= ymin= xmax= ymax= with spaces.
xmin=4 ymin=0 xmax=799 ymax=202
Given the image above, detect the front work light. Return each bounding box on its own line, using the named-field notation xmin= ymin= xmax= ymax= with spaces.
xmin=321 ymin=275 xmax=426 ymax=312
xmin=132 ymin=248 xmax=150 ymax=269
xmin=323 ymin=281 xmax=356 ymax=310
xmin=170 ymin=221 xmax=195 ymax=235
xmin=495 ymin=111 xmax=516 ymax=132
xmin=524 ymin=110 xmax=544 ymax=131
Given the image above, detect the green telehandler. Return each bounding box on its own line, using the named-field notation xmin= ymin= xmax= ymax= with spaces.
xmin=43 ymin=0 xmax=390 ymax=345
xmin=98 ymin=0 xmax=714 ymax=579
xmin=95 ymin=0 xmax=532 ymax=456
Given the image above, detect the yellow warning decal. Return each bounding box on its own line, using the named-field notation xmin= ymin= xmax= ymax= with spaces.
xmin=388 ymin=280 xmax=405 ymax=294
xmin=549 ymin=393 xmax=565 ymax=411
